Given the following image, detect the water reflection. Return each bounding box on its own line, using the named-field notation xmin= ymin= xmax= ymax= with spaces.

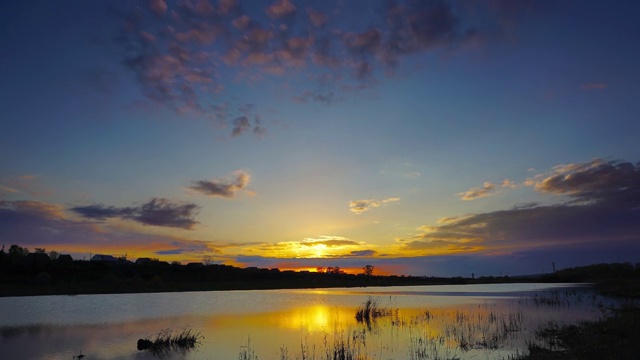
xmin=0 ymin=284 xmax=616 ymax=360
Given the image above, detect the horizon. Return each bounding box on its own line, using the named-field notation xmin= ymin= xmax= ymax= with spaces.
xmin=1 ymin=1 xmax=639 ymax=278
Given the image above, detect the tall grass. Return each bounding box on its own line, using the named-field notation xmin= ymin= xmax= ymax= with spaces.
xmin=239 ymin=290 xmax=614 ymax=360
xmin=354 ymin=296 xmax=393 ymax=324
xmin=137 ymin=328 xmax=203 ymax=355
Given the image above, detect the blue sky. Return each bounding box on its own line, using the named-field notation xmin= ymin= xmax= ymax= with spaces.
xmin=1 ymin=0 xmax=639 ymax=276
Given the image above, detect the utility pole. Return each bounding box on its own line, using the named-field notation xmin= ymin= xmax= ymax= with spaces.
xmin=552 ymin=262 xmax=556 ymax=273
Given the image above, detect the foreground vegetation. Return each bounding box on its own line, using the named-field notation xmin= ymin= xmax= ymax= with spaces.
xmin=0 ymin=244 xmax=527 ymax=297
xmin=136 ymin=328 xmax=203 ymax=355
xmin=518 ymin=306 xmax=640 ymax=359
xmin=2 ymin=243 xmax=639 ymax=300
xmin=235 ymin=291 xmax=639 ymax=360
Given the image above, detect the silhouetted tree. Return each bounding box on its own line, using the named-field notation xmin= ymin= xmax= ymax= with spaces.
xmin=8 ymin=244 xmax=29 ymax=257
xmin=363 ymin=265 xmax=374 ymax=276
xmin=203 ymin=255 xmax=214 ymax=266
xmin=48 ymin=251 xmax=59 ymax=261
xmin=34 ymin=248 xmax=46 ymax=254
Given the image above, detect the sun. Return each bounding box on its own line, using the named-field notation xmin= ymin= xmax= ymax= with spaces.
xmin=311 ymin=244 xmax=327 ymax=258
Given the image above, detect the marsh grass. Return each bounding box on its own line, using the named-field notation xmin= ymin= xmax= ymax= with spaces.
xmin=137 ymin=328 xmax=203 ymax=355
xmin=240 ymin=290 xmax=618 ymax=360
xmin=517 ymin=305 xmax=640 ymax=359
xmin=354 ymin=296 xmax=394 ymax=324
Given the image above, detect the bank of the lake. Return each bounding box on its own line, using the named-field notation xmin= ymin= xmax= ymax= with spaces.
xmin=0 ymin=256 xmax=538 ymax=297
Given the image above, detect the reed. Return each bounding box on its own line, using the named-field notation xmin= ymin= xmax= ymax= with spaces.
xmin=354 ymin=296 xmax=393 ymax=324
xmin=137 ymin=328 xmax=202 ymax=355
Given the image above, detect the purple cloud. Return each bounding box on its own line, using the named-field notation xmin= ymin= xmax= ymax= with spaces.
xmin=110 ymin=1 xmax=544 ymax=136
xmin=403 ymin=159 xmax=640 ymax=255
xmin=71 ymin=198 xmax=200 ymax=229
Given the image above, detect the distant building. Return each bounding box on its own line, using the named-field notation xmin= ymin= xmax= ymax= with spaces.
xmin=25 ymin=253 xmax=50 ymax=267
xmin=90 ymin=254 xmax=118 ymax=263
xmin=135 ymin=257 xmax=152 ymax=265
xmin=57 ymin=254 xmax=73 ymax=263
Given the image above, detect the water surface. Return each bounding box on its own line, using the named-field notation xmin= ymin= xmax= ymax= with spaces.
xmin=0 ymin=283 xmax=610 ymax=359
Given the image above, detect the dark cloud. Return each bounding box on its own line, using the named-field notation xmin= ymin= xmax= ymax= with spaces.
xmin=71 ymin=198 xmax=200 ymax=229
xmin=405 ymin=159 xmax=640 ymax=254
xmin=155 ymin=243 xmax=220 ymax=255
xmin=345 ymin=250 xmax=377 ymax=257
xmin=0 ymin=200 xmax=213 ymax=257
xmin=534 ymin=159 xmax=640 ymax=206
xmin=231 ymin=116 xmax=251 ymax=137
xmin=188 ymin=170 xmax=251 ymax=197
xmin=70 ymin=204 xmax=133 ymax=220
xmin=1 ymin=200 xmax=66 ymax=224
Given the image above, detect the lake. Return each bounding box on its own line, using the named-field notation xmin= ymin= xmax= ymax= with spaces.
xmin=0 ymin=283 xmax=613 ymax=360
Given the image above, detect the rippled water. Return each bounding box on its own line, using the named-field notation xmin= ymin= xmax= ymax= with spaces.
xmin=0 ymin=283 xmax=611 ymax=359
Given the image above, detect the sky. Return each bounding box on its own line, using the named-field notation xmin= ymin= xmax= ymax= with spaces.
xmin=1 ymin=0 xmax=640 ymax=277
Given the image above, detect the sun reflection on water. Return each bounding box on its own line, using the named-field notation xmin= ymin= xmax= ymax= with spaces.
xmin=0 ymin=284 xmax=616 ymax=360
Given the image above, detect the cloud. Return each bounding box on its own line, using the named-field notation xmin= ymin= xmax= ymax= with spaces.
xmin=457 ymin=182 xmax=496 ymax=200
xmin=266 ymin=0 xmax=296 ymax=19
xmin=345 ymin=249 xmax=377 ymax=257
xmin=307 ymin=8 xmax=328 ymax=27
xmin=188 ymin=170 xmax=251 ymax=198
xmin=533 ymin=159 xmax=640 ymax=205
xmin=148 ymin=0 xmax=168 ymax=15
xmin=402 ymin=159 xmax=640 ymax=256
xmin=71 ymin=198 xmax=200 ymax=229
xmin=0 ymin=200 xmax=67 ymax=222
xmin=111 ymin=1 xmax=544 ymax=135
xmin=457 ymin=179 xmax=518 ymax=200
xmin=0 ymin=175 xmax=51 ymax=197
xmin=232 ymin=116 xmax=251 ymax=137
xmin=0 ymin=200 xmax=216 ymax=260
xmin=349 ymin=197 xmax=399 ymax=214
xmin=300 ymin=236 xmax=360 ymax=247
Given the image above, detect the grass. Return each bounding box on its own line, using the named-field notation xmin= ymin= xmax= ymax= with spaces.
xmin=517 ymin=305 xmax=640 ymax=359
xmin=137 ymin=328 xmax=203 ymax=355
xmin=354 ymin=296 xmax=394 ymax=324
xmin=240 ymin=288 xmax=634 ymax=360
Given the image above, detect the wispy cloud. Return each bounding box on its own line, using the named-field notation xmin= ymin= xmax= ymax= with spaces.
xmin=70 ymin=198 xmax=200 ymax=229
xmin=349 ymin=197 xmax=399 ymax=214
xmin=0 ymin=175 xmax=51 ymax=197
xmin=187 ymin=170 xmax=251 ymax=198
xmin=457 ymin=179 xmax=517 ymax=200
xmin=457 ymin=182 xmax=497 ymax=201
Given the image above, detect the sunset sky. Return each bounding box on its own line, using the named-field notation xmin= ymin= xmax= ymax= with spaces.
xmin=1 ymin=0 xmax=639 ymax=276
